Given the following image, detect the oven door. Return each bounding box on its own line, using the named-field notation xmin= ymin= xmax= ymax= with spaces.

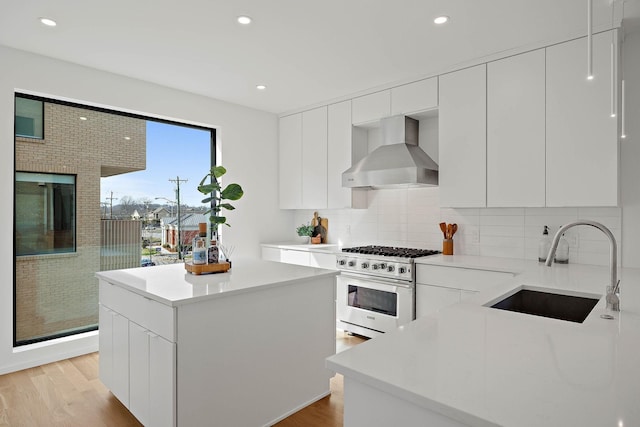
xmin=336 ymin=273 xmax=414 ymax=336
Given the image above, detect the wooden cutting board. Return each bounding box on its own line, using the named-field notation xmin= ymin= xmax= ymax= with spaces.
xmin=311 ymin=211 xmax=328 ymax=243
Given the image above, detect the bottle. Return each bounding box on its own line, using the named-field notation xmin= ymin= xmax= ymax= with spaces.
xmin=208 ymin=238 xmax=219 ymax=264
xmin=192 ymin=222 xmax=208 ymax=265
xmin=538 ymin=226 xmax=551 ymax=262
xmin=554 ymin=233 xmax=569 ymax=264
xmin=192 ymin=239 xmax=207 ymax=264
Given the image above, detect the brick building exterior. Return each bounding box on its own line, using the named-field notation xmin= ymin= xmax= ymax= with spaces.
xmin=15 ymin=101 xmax=146 ymax=343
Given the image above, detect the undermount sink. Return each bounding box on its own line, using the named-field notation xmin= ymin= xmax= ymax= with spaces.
xmin=490 ymin=289 xmax=599 ymax=323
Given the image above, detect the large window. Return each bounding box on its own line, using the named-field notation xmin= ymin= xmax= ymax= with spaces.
xmin=15 ymin=97 xmax=44 ymax=139
xmin=15 ymin=172 xmax=76 ymax=256
xmin=13 ymin=93 xmax=214 ymax=346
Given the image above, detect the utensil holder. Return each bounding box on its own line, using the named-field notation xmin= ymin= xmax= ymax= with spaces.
xmin=443 ymin=239 xmax=453 ymax=255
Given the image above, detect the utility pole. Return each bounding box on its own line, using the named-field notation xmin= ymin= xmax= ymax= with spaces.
xmin=106 ymin=191 xmax=118 ymax=219
xmin=169 ymin=176 xmax=188 ymax=260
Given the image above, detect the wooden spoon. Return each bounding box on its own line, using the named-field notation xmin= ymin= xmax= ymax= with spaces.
xmin=451 ymin=223 xmax=458 ymax=237
xmin=439 ymin=222 xmax=447 ymax=239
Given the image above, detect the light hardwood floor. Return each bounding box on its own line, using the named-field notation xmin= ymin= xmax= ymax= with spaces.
xmin=0 ymin=331 xmax=366 ymax=427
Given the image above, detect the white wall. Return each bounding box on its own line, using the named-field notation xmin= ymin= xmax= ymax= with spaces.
xmin=0 ymin=45 xmax=290 ymax=374
xmin=294 ymin=190 xmax=622 ymax=267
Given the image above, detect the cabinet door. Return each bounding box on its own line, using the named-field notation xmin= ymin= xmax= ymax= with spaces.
xmin=98 ymin=305 xmax=113 ymax=390
xmin=309 ymin=252 xmax=337 ymax=269
xmin=279 ymin=114 xmax=303 ymax=209
xmin=391 ymin=77 xmax=438 ymax=115
xmin=352 ymin=91 xmax=391 ymax=125
xmin=546 ymin=30 xmax=618 ymax=206
xmin=487 ymin=49 xmax=546 ymax=207
xmin=439 ymin=65 xmax=487 ymax=207
xmin=302 ymin=107 xmax=328 ymax=209
xmin=328 ymin=101 xmax=352 ymax=208
xmin=129 ymin=322 xmax=150 ymax=426
xmin=111 ymin=313 xmax=130 ymax=407
xmin=261 ymin=246 xmax=282 ymax=262
xmin=416 ymin=285 xmax=461 ymax=318
xmin=280 ymin=249 xmax=310 ymax=266
xmin=149 ymin=334 xmax=176 ymax=427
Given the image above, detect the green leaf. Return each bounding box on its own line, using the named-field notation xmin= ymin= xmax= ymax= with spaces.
xmin=212 ymin=166 xmax=227 ymax=179
xmin=219 ymin=203 xmax=235 ymax=211
xmin=210 ymin=216 xmax=226 ymax=224
xmin=200 ymin=196 xmax=214 ymax=204
xmin=198 ymin=183 xmax=220 ymax=194
xmin=221 ymin=183 xmax=244 ymax=201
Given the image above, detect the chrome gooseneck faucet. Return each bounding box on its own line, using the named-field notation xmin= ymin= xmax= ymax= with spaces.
xmin=545 ymin=220 xmax=620 ymax=311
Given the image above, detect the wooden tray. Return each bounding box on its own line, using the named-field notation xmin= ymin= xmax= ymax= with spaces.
xmin=185 ymin=261 xmax=231 ymax=275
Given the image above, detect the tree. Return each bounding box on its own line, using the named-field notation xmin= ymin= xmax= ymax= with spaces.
xmin=119 ymin=195 xmax=136 ymax=217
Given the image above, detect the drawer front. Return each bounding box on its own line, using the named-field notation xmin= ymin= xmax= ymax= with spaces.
xmin=309 ymin=252 xmax=337 ymax=269
xmin=100 ymin=280 xmax=175 ymax=342
xmin=416 ymin=264 xmax=514 ymax=292
xmin=280 ymin=249 xmax=310 ymax=266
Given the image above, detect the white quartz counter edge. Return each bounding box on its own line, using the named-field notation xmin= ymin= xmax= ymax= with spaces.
xmin=328 ymin=256 xmax=640 ymax=427
xmin=261 ymin=242 xmax=342 ymax=254
xmin=96 ymin=258 xmax=339 ymax=307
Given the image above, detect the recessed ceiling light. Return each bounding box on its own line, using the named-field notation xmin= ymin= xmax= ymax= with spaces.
xmin=434 ymin=16 xmax=449 ymax=25
xmin=256 ymin=85 xmax=267 ymax=90
xmin=79 ymin=116 xmax=87 ymax=121
xmin=124 ymin=136 xmax=131 ymax=140
xmin=39 ymin=17 xmax=57 ymax=27
xmin=237 ymin=16 xmax=252 ymax=25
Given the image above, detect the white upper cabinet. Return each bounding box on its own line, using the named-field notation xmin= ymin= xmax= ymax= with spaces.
xmin=278 ymin=114 xmax=303 ymax=209
xmin=487 ymin=49 xmax=546 ymax=207
xmin=327 ymin=100 xmax=367 ymax=209
xmin=391 ymin=77 xmax=438 ymax=115
xmin=546 ymin=30 xmax=618 ymax=207
xmin=439 ymin=65 xmax=487 ymax=207
xmin=352 ymin=91 xmax=391 ymax=125
xmin=301 ymin=107 xmax=328 ymax=209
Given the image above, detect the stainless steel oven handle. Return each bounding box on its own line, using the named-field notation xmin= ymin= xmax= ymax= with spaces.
xmin=338 ymin=271 xmax=414 ymax=288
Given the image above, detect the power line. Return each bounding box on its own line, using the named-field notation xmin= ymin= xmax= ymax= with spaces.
xmin=105 ymin=191 xmax=118 ymax=219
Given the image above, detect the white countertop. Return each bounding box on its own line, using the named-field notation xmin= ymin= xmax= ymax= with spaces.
xmin=96 ymin=258 xmax=339 ymax=306
xmin=327 ymin=256 xmax=640 ymax=427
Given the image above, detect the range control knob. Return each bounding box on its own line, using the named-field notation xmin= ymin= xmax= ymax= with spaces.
xmin=380 ymin=263 xmax=387 ymax=269
xmin=372 ymin=264 xmax=379 ymax=270
xmin=361 ymin=262 xmax=369 ymax=269
xmin=387 ymin=265 xmax=395 ymax=272
xmin=348 ymin=261 xmax=356 ymax=267
xmin=338 ymin=259 xmax=346 ymax=266
xmin=398 ymin=267 xmax=407 ymax=274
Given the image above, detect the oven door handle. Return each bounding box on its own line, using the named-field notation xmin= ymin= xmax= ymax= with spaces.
xmin=339 ymin=271 xmax=413 ymax=288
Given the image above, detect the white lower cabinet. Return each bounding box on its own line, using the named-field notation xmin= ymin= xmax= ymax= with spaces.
xmin=99 ymin=281 xmax=176 ymax=427
xmin=416 ymin=285 xmax=462 ymax=319
xmin=415 ymin=264 xmax=514 ymax=318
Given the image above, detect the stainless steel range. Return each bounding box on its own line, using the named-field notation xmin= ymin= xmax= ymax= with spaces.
xmin=335 ymin=246 xmax=440 ymax=338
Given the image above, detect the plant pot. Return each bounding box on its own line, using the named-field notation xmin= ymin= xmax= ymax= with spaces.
xmin=297 ymin=235 xmax=310 ymax=244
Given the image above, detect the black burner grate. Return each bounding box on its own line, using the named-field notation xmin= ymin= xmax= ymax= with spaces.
xmin=341 ymin=245 xmax=440 ymax=258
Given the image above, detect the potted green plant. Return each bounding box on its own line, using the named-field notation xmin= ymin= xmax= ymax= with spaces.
xmin=197 ymin=165 xmax=244 ymax=248
xmin=296 ymin=223 xmax=314 ymax=243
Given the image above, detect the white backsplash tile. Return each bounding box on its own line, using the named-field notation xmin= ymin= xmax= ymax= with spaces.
xmin=289 ymin=188 xmax=621 ymax=266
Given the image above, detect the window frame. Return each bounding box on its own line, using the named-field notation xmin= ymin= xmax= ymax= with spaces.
xmin=14 ymin=95 xmax=45 ymax=140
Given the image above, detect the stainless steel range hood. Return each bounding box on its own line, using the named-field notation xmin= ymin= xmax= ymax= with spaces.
xmin=342 ymin=115 xmax=438 ymax=188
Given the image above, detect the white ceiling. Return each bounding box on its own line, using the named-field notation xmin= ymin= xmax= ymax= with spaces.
xmin=1 ymin=0 xmax=638 ymax=114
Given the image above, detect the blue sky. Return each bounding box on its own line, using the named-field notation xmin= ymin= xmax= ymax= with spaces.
xmin=101 ymin=121 xmax=212 ymax=208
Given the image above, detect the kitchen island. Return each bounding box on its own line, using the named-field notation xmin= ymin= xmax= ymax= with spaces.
xmin=96 ymin=259 xmax=338 ymax=427
xmin=327 ymin=256 xmax=640 ymax=427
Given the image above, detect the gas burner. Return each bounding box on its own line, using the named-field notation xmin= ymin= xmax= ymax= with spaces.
xmin=342 ymin=245 xmax=440 ymax=258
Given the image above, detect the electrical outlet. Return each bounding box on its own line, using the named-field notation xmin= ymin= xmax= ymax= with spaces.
xmin=470 ymin=229 xmax=480 ymax=244
xmin=346 ymin=225 xmax=351 ymax=235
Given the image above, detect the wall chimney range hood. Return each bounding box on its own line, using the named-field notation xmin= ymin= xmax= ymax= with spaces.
xmin=342 ymin=115 xmax=438 ymax=189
